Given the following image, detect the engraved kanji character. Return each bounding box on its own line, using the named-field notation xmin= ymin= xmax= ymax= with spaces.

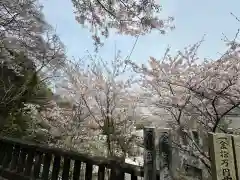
xmin=219 ymin=140 xmax=228 ymax=149
xmin=222 ymin=168 xmax=231 ymax=178
xmin=221 ymin=159 xmax=228 ymax=167
xmin=220 ymin=150 xmax=229 ymax=158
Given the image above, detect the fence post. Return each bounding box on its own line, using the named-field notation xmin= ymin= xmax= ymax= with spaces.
xmin=209 ymin=132 xmax=237 ymax=180
xmin=144 ymin=126 xmax=156 ymax=180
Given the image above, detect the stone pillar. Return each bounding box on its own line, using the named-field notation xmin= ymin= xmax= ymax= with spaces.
xmin=144 ymin=127 xmax=156 ymax=180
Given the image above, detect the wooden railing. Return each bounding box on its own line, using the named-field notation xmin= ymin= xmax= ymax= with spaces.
xmin=0 ymin=137 xmax=145 ymax=180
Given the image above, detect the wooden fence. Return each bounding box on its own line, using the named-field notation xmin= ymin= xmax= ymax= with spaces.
xmin=0 ymin=137 xmax=145 ymax=180
xmin=0 ymin=127 xmax=171 ymax=180
xmin=2 ymin=130 xmax=239 ymax=180
xmin=209 ymin=132 xmax=240 ymax=180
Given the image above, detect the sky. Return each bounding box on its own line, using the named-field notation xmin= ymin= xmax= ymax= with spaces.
xmin=39 ymin=0 xmax=240 ymax=65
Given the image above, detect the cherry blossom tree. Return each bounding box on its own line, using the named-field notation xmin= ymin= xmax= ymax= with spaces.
xmin=57 ymin=53 xmax=140 ymax=158
xmin=0 ymin=0 xmax=68 ymax=141
xmin=127 ymin=34 xmax=240 ymax=176
xmin=71 ymin=0 xmax=174 ymax=49
xmin=0 ymin=0 xmax=67 ymax=114
xmin=1 ymin=0 xmax=66 ymax=79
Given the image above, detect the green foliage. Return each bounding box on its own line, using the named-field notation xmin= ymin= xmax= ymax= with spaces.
xmin=0 ymin=49 xmax=53 ymax=138
xmin=135 ymin=123 xmax=144 ymax=130
xmin=0 ymin=110 xmax=32 ymax=137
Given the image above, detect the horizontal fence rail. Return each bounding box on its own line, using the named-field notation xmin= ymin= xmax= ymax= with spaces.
xmin=0 ymin=137 xmax=151 ymax=180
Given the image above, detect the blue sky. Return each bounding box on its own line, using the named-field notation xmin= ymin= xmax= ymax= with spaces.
xmin=40 ymin=0 xmax=240 ymax=65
